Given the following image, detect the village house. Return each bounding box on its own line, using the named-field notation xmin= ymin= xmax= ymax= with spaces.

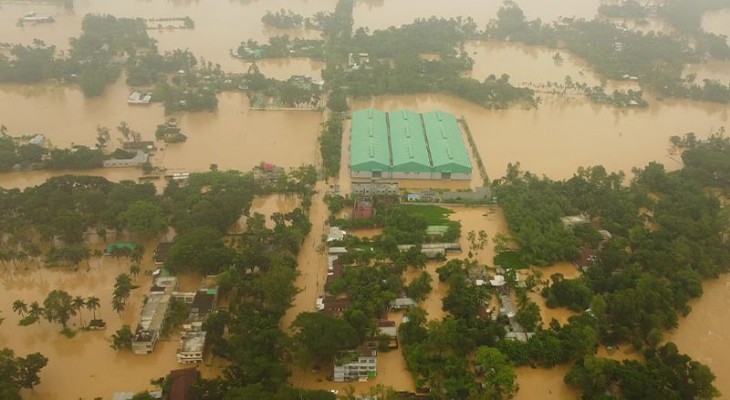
xmin=377 ymin=320 xmax=398 ymax=349
xmin=169 ymin=367 xmax=199 ymax=400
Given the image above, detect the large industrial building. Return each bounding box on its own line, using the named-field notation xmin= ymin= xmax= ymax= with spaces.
xmin=350 ymin=109 xmax=472 ymax=180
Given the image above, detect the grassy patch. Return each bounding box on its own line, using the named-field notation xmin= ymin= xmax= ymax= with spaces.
xmin=398 ymin=204 xmax=454 ymax=225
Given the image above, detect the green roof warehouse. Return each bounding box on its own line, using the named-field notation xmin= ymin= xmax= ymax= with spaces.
xmin=350 ymin=109 xmax=472 ymax=180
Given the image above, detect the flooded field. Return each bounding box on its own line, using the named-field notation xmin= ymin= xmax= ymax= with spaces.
xmin=514 ymin=365 xmax=578 ymax=400
xmin=465 ymin=41 xmax=603 ymax=87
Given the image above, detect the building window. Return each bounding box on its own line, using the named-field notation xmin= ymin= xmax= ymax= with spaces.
xmin=441 ymin=172 xmax=451 ymax=180
xmin=373 ymin=171 xmax=382 ymax=178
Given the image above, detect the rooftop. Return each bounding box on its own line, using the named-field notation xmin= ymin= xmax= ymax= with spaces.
xmin=179 ymin=331 xmax=206 ymax=353
xmin=422 ymin=111 xmax=472 ymax=173
xmin=388 ymin=109 xmax=431 ymax=173
xmin=136 ymin=293 xmax=170 ymax=334
xmin=351 ymin=109 xmax=391 ymax=171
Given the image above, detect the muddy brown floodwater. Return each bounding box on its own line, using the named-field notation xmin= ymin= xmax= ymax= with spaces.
xmin=0 ymin=244 xmax=223 ymax=400
xmin=0 ymin=0 xmax=336 ymax=72
xmin=1 ymin=0 xmax=730 ymax=398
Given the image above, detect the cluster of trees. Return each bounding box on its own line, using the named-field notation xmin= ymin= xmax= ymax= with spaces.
xmin=672 ymin=131 xmax=730 ymax=187
xmin=490 ymin=158 xmax=728 ymax=397
xmin=12 ymin=291 xmax=100 ymax=329
xmin=484 ymin=3 xmax=730 ymax=103
xmin=598 ymin=0 xmax=649 ymax=19
xmin=236 ymin=37 xmax=325 ymax=61
xmin=319 ymin=114 xmax=343 ymax=177
xmin=0 ymin=348 xmax=48 ymax=400
xmin=321 ymin=14 xmax=536 ymax=109
xmin=126 ymin=49 xmax=197 ymax=87
xmin=0 ymin=134 xmax=105 ymax=172
xmin=241 ymin=64 xmax=323 ymax=109
xmin=261 ymin=9 xmax=307 ymax=29
xmin=584 ymin=86 xmax=648 ymax=108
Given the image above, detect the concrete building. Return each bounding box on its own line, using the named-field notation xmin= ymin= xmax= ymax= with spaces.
xmin=351 ymin=182 xmax=399 ymax=196
xmin=350 ymin=109 xmax=472 ymax=180
xmin=334 ymin=347 xmax=378 ymax=382
xmin=103 ymin=150 xmax=149 ymax=168
xmin=132 ymin=276 xmax=177 ymax=355
xmin=132 ymin=293 xmax=171 ymax=354
xmin=177 ymin=330 xmax=206 ymax=363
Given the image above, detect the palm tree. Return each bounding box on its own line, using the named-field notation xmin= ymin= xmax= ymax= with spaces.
xmin=12 ymin=300 xmax=28 ymax=317
xmin=111 ymin=297 xmax=125 ymax=316
xmin=86 ymin=296 xmax=101 ymax=320
xmin=72 ymin=296 xmax=86 ymax=327
xmin=28 ymin=301 xmax=43 ymax=324
xmin=129 ymin=264 xmax=141 ymax=281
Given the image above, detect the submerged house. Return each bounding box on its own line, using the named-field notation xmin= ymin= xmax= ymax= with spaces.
xmin=334 ymin=346 xmax=378 ymax=382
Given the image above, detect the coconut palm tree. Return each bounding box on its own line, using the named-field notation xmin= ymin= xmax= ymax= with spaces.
xmin=12 ymin=300 xmax=27 ymax=317
xmin=86 ymin=296 xmax=101 ymax=320
xmin=28 ymin=301 xmax=43 ymax=324
xmin=111 ymin=297 xmax=125 ymax=316
xmin=72 ymin=296 xmax=86 ymax=327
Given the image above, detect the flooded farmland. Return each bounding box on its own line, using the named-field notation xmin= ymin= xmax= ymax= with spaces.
xmin=1 ymin=0 xmax=730 ymax=398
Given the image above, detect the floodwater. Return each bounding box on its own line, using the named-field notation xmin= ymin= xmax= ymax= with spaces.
xmin=702 ymin=9 xmax=730 ymax=39
xmin=0 ymin=245 xmax=222 ymax=400
xmin=1 ymin=0 xmax=730 ymax=399
xmin=351 ymin=93 xmax=729 ymax=180
xmin=0 ymin=78 xmax=324 ymax=176
xmin=683 ymin=60 xmax=730 ymax=84
xmin=0 ymin=0 xmax=336 ymax=72
xmin=514 ymin=365 xmax=578 ymax=400
xmin=668 ymin=274 xmax=730 ymax=398
xmin=465 ymin=41 xmax=603 ymax=87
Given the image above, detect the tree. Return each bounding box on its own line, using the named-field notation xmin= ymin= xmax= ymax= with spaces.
xmin=118 ymin=200 xmax=167 ymax=239
xmin=42 ymin=290 xmax=74 ymax=328
xmin=0 ymin=348 xmax=48 ymax=396
xmin=473 ymin=347 xmax=518 ymax=399
xmin=27 ymin=302 xmax=43 ymax=324
xmin=71 ymin=296 xmax=86 ymax=327
xmin=111 ymin=324 xmax=133 ymax=350
xmin=291 ymin=312 xmax=359 ymax=366
xmin=86 ymin=296 xmax=101 ymax=320
xmin=12 ymin=300 xmax=27 ymax=318
xmin=165 ymin=227 xmax=234 ymax=274
xmin=129 ymin=264 xmax=141 ymax=280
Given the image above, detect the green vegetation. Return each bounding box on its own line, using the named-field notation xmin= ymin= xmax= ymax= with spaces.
xmin=261 ymin=9 xmax=306 ymax=29
xmin=485 ymin=3 xmax=730 ymax=103
xmin=236 ymin=37 xmax=325 ymax=61
xmin=0 ymin=348 xmax=48 ymax=399
xmin=598 ymin=0 xmax=649 ymax=19
xmin=658 ymin=0 xmax=730 ymax=33
xmin=319 ymin=114 xmax=343 ymax=177
xmin=111 ymin=324 xmax=134 ymax=350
